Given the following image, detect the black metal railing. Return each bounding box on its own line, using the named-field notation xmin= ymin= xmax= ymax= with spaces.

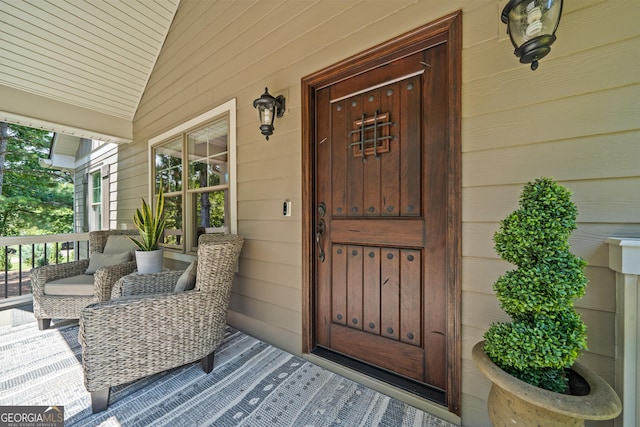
xmin=0 ymin=233 xmax=90 ymax=299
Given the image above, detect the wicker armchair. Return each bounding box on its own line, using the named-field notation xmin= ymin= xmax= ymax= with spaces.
xmin=79 ymin=234 xmax=244 ymax=413
xmin=31 ymin=230 xmax=139 ymax=330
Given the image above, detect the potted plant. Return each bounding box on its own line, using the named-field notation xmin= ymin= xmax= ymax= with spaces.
xmin=129 ymin=186 xmax=165 ymax=274
xmin=472 ymin=178 xmax=621 ymax=426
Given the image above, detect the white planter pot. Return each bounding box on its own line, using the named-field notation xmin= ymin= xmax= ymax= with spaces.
xmin=135 ymin=249 xmax=163 ymax=274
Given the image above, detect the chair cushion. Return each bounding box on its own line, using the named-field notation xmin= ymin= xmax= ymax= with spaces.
xmin=85 ymin=251 xmax=131 ymax=274
xmin=44 ymin=274 xmax=95 ymax=296
xmin=174 ymin=260 xmax=197 ymax=293
xmin=103 ymin=235 xmax=138 ymax=259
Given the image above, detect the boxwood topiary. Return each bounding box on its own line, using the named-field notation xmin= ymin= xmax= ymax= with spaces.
xmin=483 ymin=177 xmax=588 ymax=393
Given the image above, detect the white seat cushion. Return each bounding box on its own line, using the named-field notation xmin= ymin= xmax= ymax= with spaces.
xmin=44 ymin=274 xmax=95 ymax=296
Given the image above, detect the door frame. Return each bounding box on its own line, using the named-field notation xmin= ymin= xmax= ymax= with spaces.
xmin=301 ymin=11 xmax=462 ymax=415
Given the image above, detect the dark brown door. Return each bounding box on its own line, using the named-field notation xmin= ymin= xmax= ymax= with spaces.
xmin=303 ymin=14 xmax=460 ymax=414
xmin=303 ymin=13 xmax=461 ymax=414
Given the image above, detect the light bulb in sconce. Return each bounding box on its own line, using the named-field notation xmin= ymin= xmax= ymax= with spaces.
xmin=261 ymin=106 xmax=273 ymax=126
xmin=525 ymin=2 xmax=543 ymax=39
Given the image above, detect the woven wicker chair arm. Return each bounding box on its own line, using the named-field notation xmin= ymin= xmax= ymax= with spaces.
xmin=79 ymin=292 xmax=215 ymax=391
xmin=93 ymin=260 xmax=137 ymax=301
xmin=111 ymin=270 xmax=184 ymax=298
xmin=31 ymin=260 xmax=90 ymax=295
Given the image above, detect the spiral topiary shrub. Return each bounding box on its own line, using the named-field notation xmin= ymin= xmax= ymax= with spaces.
xmin=483 ymin=177 xmax=588 ymax=393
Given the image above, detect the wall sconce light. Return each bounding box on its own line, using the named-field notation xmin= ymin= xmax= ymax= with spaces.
xmin=501 ymin=0 xmax=563 ymax=70
xmin=253 ymin=87 xmax=286 ymax=140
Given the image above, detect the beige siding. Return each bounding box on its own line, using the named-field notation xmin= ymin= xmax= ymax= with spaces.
xmin=116 ymin=0 xmax=640 ymax=425
xmin=460 ymin=0 xmax=640 ymax=426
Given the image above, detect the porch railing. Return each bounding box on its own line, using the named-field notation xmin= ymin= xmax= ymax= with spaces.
xmin=0 ymin=233 xmax=90 ymax=299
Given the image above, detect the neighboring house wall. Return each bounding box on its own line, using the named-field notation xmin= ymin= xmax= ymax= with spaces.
xmin=74 ymin=140 xmax=122 ymax=232
xmin=113 ymin=0 xmax=639 ymax=425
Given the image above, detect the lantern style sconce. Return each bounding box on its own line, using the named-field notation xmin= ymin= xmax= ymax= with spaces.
xmin=253 ymin=87 xmax=286 ymax=140
xmin=501 ymin=0 xmax=563 ymax=70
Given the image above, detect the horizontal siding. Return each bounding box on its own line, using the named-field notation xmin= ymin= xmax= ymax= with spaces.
xmin=464 ymin=132 xmax=640 ymax=186
xmin=237 ymin=151 xmax=301 ymax=184
xmin=229 ymin=292 xmax=301 ymax=336
xmin=463 ymin=258 xmax=616 ymax=313
xmin=118 ymin=0 xmax=640 ymax=424
xmin=460 ymin=1 xmax=640 ymax=425
xmin=464 ymin=177 xmax=640 ymax=223
xmin=463 ymin=36 xmax=640 ymax=118
xmin=239 ymin=258 xmax=300 ymax=286
xmin=463 ymin=85 xmax=639 ymax=152
xmin=240 ymin=240 xmax=302 ymax=267
xmin=463 ymin=2 xmax=638 ymax=110
xmin=464 ymin=222 xmax=640 ymax=268
xmin=233 ymin=276 xmax=301 ymax=311
xmin=462 ymin=0 xmax=630 ymax=83
xmin=238 ymin=178 xmax=300 ymax=202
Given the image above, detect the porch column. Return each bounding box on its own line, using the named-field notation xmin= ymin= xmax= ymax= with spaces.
xmin=606 ymin=237 xmax=640 ymax=427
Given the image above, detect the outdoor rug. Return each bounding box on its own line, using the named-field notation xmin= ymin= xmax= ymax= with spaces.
xmin=0 ymin=312 xmax=455 ymax=427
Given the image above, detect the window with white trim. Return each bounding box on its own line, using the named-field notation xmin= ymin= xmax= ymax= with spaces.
xmin=89 ymin=170 xmax=102 ymax=231
xmin=149 ymin=100 xmax=236 ymax=254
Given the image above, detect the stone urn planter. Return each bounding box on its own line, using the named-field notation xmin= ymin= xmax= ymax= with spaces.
xmin=472 ymin=341 xmax=621 ymax=427
xmin=474 ymin=178 xmax=622 ymax=426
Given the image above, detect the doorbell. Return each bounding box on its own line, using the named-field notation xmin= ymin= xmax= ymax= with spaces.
xmin=283 ymin=200 xmax=292 ymax=217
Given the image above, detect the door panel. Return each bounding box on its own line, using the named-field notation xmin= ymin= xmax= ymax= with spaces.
xmin=304 ymin=13 xmax=461 ymax=414
xmin=331 ymin=218 xmax=424 ymax=246
xmin=315 ymin=47 xmax=448 ymax=392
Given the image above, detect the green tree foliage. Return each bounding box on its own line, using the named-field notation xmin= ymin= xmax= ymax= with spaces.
xmin=483 ymin=178 xmax=588 ymax=393
xmin=0 ymin=123 xmax=73 ymax=237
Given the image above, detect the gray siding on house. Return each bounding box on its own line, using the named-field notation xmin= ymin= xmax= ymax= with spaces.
xmin=110 ymin=0 xmax=639 ymax=425
xmin=74 ymin=141 xmax=123 ymax=232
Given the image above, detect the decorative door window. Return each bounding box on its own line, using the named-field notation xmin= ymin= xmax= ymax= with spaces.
xmin=350 ymin=111 xmax=394 ymax=159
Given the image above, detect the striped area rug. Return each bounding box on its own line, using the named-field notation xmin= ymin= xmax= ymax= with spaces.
xmin=0 ymin=314 xmax=455 ymax=427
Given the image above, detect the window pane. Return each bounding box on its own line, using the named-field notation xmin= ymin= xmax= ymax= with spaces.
xmin=91 ymin=205 xmax=101 ymax=231
xmin=163 ymin=194 xmax=183 ymax=247
xmin=188 ymin=119 xmax=228 ymax=189
xmin=194 ymin=190 xmax=227 ymax=237
xmin=155 ymin=138 xmax=182 ymax=193
xmin=190 ymin=155 xmax=228 ymax=188
xmin=90 ymin=171 xmax=102 ymax=231
xmin=91 ymin=172 xmax=101 ymax=202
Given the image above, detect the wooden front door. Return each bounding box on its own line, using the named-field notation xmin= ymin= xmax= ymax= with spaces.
xmin=303 ymin=13 xmax=462 ymax=415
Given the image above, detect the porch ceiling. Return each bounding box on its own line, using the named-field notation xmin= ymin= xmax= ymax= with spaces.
xmin=0 ymin=0 xmax=179 ymax=128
